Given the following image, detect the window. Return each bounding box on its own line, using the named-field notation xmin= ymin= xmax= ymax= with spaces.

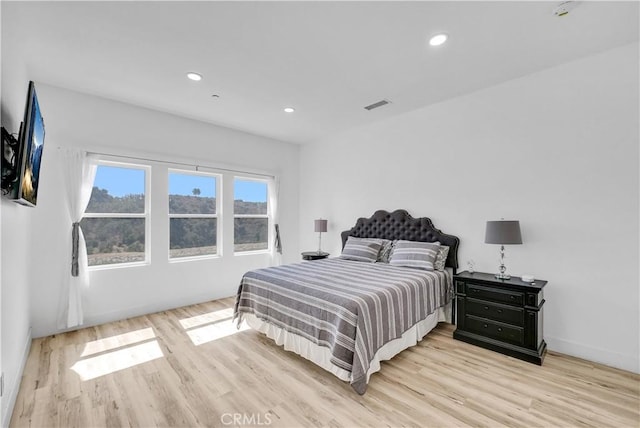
xmin=169 ymin=171 xmax=218 ymax=259
xmin=234 ymin=178 xmax=268 ymax=253
xmin=82 ymin=163 xmax=148 ymax=267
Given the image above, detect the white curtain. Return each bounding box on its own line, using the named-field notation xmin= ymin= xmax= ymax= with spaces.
xmin=58 ymin=148 xmax=97 ymax=329
xmin=268 ymin=176 xmax=282 ymax=266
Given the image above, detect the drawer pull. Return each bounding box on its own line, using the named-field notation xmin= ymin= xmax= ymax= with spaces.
xmin=497 ymin=327 xmax=503 ymax=332
xmin=510 ymin=295 xmax=515 ymax=300
xmin=484 ymin=306 xmax=489 ymax=310
xmin=497 ymin=309 xmax=503 ymax=314
xmin=472 ymin=289 xmax=479 ymax=293
xmin=483 ymin=324 xmax=488 ymax=328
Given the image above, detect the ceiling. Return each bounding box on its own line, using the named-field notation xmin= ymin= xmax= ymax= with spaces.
xmin=2 ymin=1 xmax=638 ymax=144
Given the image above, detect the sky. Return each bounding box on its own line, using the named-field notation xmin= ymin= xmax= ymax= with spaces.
xmin=93 ymin=166 xmax=267 ymax=201
xmin=169 ymin=172 xmax=215 ymax=197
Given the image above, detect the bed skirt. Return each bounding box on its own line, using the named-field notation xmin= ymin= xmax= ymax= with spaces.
xmin=243 ymin=301 xmax=452 ymax=385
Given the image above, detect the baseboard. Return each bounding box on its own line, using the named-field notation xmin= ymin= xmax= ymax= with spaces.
xmin=87 ymin=291 xmax=234 ymax=329
xmin=546 ymin=335 xmax=639 ymax=374
xmin=33 ymin=290 xmax=235 ymax=338
xmin=2 ymin=327 xmax=32 ymax=428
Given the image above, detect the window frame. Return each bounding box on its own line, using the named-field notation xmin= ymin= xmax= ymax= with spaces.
xmin=168 ymin=169 xmax=221 ymax=261
xmin=83 ymin=160 xmax=151 ymax=270
xmin=233 ymin=176 xmax=270 ymax=255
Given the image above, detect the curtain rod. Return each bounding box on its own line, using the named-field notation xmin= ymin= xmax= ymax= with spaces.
xmin=58 ymin=147 xmax=276 ymax=179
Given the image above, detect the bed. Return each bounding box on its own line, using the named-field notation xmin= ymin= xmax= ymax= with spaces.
xmin=234 ymin=209 xmax=460 ymax=394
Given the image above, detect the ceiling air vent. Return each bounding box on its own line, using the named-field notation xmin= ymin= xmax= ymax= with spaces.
xmin=364 ymin=99 xmax=391 ymax=111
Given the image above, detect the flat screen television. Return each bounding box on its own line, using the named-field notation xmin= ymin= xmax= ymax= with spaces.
xmin=15 ymin=81 xmax=45 ymax=206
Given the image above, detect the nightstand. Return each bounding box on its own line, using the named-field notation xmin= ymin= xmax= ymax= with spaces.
xmin=301 ymin=251 xmax=330 ymax=261
xmin=453 ymin=271 xmax=547 ymax=365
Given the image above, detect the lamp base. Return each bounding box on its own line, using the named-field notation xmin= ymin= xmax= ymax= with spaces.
xmin=495 ymin=245 xmax=511 ymax=280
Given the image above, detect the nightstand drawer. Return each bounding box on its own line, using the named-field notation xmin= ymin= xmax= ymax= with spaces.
xmin=467 ymin=284 xmax=524 ymax=306
xmin=466 ymin=315 xmax=524 ymax=346
xmin=466 ymin=298 xmax=524 ymax=326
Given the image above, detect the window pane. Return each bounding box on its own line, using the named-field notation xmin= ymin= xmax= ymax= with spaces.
xmin=234 ymin=179 xmax=267 ymax=214
xmin=169 ymin=173 xmax=216 ymax=214
xmin=86 ymin=166 xmax=145 ymax=213
xmin=81 ymin=218 xmax=145 ymax=266
xmin=234 ymin=218 xmax=268 ymax=252
xmin=170 ymin=218 xmax=217 ymax=258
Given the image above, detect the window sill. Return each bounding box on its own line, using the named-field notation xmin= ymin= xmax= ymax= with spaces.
xmin=169 ymin=254 xmax=220 ymax=263
xmin=234 ymin=249 xmax=270 ymax=257
xmin=88 ymin=261 xmax=149 ymax=272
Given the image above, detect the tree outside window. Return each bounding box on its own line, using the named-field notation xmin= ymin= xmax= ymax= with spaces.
xmin=169 ymin=171 xmax=218 ymax=259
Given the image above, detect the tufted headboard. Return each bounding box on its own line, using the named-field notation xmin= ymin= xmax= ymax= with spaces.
xmin=340 ymin=209 xmax=460 ymax=272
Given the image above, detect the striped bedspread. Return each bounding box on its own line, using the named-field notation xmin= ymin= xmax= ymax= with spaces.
xmin=234 ymin=258 xmax=452 ymax=394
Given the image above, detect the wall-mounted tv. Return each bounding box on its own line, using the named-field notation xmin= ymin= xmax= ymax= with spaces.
xmin=15 ymin=81 xmax=46 ymax=206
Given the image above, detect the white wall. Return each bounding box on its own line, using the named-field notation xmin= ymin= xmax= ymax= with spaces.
xmin=29 ymin=84 xmax=299 ymax=337
xmin=0 ymin=19 xmax=33 ymax=425
xmin=299 ymin=43 xmax=639 ymax=373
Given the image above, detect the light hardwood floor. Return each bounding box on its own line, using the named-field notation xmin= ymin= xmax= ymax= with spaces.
xmin=10 ymin=297 xmax=640 ymax=428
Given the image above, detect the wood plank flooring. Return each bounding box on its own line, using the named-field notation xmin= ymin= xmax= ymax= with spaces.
xmin=10 ymin=297 xmax=640 ymax=427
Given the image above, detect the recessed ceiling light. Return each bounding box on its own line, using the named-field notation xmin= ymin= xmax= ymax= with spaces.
xmin=186 ymin=72 xmax=202 ymax=81
xmin=284 ymin=107 xmax=295 ymax=113
xmin=429 ymin=33 xmax=448 ymax=46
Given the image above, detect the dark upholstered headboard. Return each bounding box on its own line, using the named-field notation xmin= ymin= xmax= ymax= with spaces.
xmin=341 ymin=210 xmax=460 ymax=272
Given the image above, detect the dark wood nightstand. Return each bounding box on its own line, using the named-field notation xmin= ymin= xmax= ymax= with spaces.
xmin=301 ymin=251 xmax=330 ymax=261
xmin=453 ymin=271 xmax=547 ymax=365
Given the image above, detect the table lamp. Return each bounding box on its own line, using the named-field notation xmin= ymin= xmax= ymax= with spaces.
xmin=485 ymin=220 xmax=522 ymax=279
xmin=314 ymin=219 xmax=327 ymax=254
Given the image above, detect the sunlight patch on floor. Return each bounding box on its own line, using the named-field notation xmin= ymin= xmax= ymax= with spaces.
xmin=72 ymin=327 xmax=162 ymax=381
xmin=72 ymin=340 xmax=164 ymax=381
xmin=185 ymin=319 xmax=250 ymax=346
xmin=179 ymin=307 xmax=250 ymax=346
xmin=80 ymin=327 xmax=156 ymax=357
xmin=179 ymin=307 xmax=234 ymax=329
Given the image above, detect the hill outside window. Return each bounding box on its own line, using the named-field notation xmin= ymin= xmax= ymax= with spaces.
xmin=82 ymin=162 xmax=149 ymax=267
xmin=234 ymin=178 xmax=269 ymax=253
xmin=169 ymin=170 xmax=219 ymax=259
